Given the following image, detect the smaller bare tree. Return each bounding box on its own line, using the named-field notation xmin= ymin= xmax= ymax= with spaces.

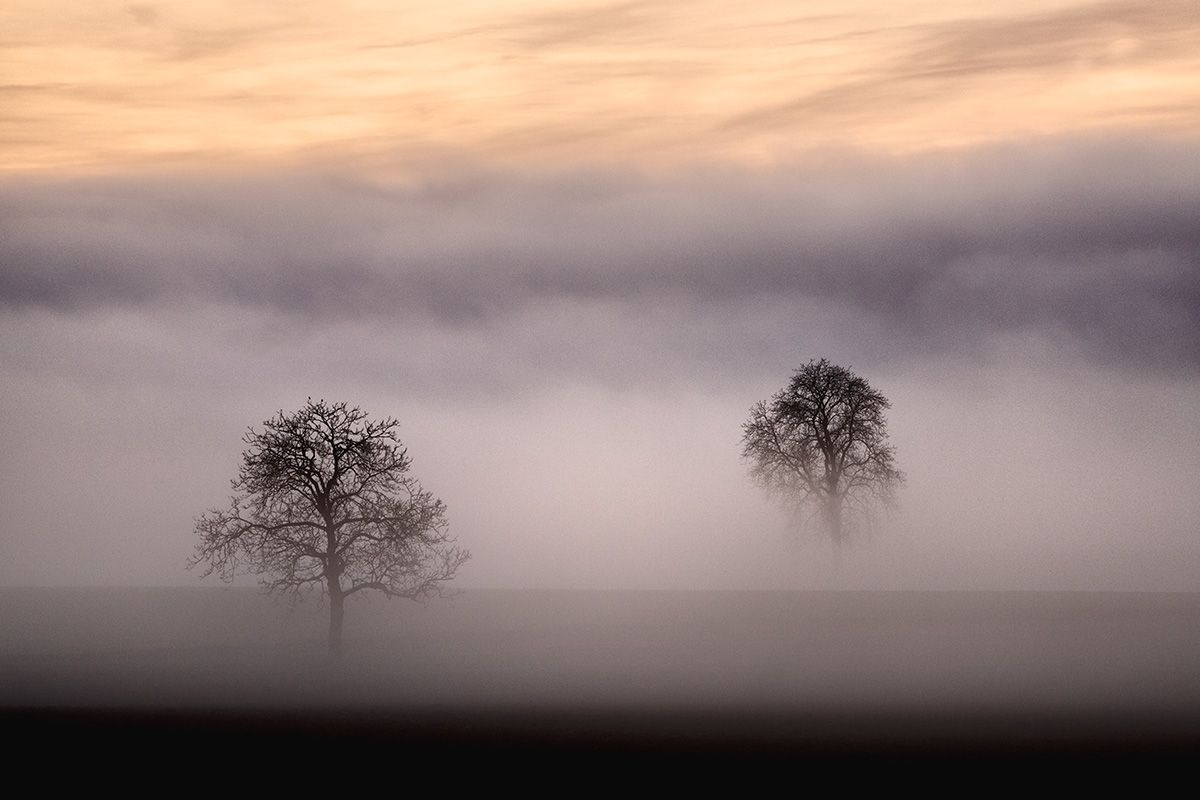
xmin=741 ymin=359 xmax=903 ymax=543
xmin=189 ymin=399 xmax=469 ymax=653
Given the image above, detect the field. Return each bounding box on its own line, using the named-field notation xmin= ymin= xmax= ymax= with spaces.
xmin=4 ymin=588 xmax=1200 ymax=768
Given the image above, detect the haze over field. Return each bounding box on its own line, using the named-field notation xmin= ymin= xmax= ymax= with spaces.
xmin=7 ymin=588 xmax=1200 ymax=714
xmin=1 ymin=1 xmax=1198 ymax=592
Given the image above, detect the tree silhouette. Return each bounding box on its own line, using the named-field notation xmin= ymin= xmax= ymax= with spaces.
xmin=189 ymin=399 xmax=468 ymax=653
xmin=741 ymin=359 xmax=903 ymax=543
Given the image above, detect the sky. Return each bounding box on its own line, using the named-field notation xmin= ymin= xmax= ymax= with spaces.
xmin=1 ymin=1 xmax=1198 ymax=590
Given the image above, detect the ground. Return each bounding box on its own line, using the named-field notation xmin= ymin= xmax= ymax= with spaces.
xmin=3 ymin=587 xmax=1200 ymax=775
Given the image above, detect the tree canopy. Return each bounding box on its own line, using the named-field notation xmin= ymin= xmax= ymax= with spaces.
xmin=190 ymin=399 xmax=468 ymax=651
xmin=741 ymin=359 xmax=903 ymax=542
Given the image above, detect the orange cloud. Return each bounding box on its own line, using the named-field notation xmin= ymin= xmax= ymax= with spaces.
xmin=3 ymin=0 xmax=1197 ymax=173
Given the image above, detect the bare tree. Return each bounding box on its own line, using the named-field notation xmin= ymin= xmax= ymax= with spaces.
xmin=741 ymin=359 xmax=903 ymax=543
xmin=189 ymin=399 xmax=469 ymax=653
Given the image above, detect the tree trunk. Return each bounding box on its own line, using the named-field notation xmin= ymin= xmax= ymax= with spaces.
xmin=328 ymin=581 xmax=345 ymax=656
xmin=827 ymin=493 xmax=844 ymax=545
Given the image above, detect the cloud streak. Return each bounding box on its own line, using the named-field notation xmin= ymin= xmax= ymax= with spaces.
xmin=6 ymin=1 xmax=1198 ymax=170
xmin=723 ymin=0 xmax=1200 ymax=134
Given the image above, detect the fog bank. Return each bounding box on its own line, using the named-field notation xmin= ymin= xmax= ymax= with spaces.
xmin=1 ymin=135 xmax=1197 ymax=590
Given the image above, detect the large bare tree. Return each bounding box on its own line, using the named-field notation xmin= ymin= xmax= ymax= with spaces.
xmin=190 ymin=399 xmax=469 ymax=653
xmin=741 ymin=359 xmax=903 ymax=543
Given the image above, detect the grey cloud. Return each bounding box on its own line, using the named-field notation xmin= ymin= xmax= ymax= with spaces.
xmin=125 ymin=4 xmax=159 ymax=26
xmin=162 ymin=23 xmax=302 ymax=62
xmin=510 ymin=1 xmax=666 ymax=48
xmin=1 ymin=135 xmax=1197 ymax=372
xmin=359 ymin=1 xmax=666 ymax=53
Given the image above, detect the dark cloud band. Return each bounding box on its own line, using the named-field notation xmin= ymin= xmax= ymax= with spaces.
xmin=2 ymin=135 xmax=1197 ymax=371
